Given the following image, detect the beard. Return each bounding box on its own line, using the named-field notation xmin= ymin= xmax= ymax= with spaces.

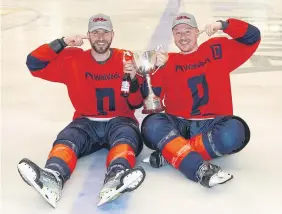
xmin=91 ymin=39 xmax=112 ymax=54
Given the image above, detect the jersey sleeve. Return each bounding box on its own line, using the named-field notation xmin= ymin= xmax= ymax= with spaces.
xmin=213 ymin=18 xmax=261 ymax=73
xmin=26 ymin=40 xmax=82 ymax=83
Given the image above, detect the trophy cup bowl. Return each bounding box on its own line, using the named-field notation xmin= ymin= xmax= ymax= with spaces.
xmin=133 ymin=50 xmax=165 ymax=114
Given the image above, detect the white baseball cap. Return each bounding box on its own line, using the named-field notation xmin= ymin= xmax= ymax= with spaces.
xmin=88 ymin=13 xmax=113 ymax=32
xmin=172 ymin=12 xmax=198 ymax=29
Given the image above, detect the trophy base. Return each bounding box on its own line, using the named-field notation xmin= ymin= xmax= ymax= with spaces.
xmin=141 ymin=95 xmax=165 ymax=114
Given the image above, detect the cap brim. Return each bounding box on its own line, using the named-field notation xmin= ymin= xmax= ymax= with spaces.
xmin=89 ymin=26 xmax=112 ymax=32
xmin=172 ymin=22 xmax=197 ymax=29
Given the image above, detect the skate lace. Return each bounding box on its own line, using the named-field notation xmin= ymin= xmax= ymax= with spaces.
xmin=106 ymin=169 xmax=125 ymax=185
xmin=43 ymin=168 xmax=63 ymax=198
xmin=44 ymin=168 xmax=61 ymax=181
xmin=196 ymin=163 xmax=209 ymax=181
xmin=112 ymin=170 xmax=125 ymax=181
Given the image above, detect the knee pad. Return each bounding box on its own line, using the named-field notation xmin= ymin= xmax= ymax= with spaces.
xmin=107 ymin=117 xmax=144 ymax=156
xmin=54 ymin=127 xmax=84 ymax=156
xmin=213 ymin=116 xmax=250 ymax=155
xmin=48 ymin=122 xmax=87 ymax=176
xmin=229 ymin=116 xmax=250 ymax=154
xmin=114 ymin=126 xmax=144 ymax=157
xmin=217 ymin=119 xmax=245 ymax=154
xmin=141 ymin=113 xmax=170 ymax=150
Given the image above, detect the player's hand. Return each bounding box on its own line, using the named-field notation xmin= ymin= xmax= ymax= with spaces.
xmin=63 ymin=35 xmax=89 ymax=47
xmin=204 ymin=22 xmax=222 ymax=37
xmin=124 ymin=60 xmax=137 ymax=80
xmin=156 ymin=45 xmax=168 ymax=67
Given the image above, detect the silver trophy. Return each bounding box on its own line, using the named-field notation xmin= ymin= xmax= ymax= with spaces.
xmin=132 ymin=49 xmax=165 ymax=114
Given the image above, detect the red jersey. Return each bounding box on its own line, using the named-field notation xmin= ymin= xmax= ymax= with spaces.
xmin=26 ymin=46 xmax=143 ymax=120
xmin=148 ymin=18 xmax=261 ymax=119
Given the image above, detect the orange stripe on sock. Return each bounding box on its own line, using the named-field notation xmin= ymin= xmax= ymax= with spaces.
xmin=190 ymin=134 xmax=211 ymax=160
xmin=106 ymin=144 xmax=136 ymax=168
xmin=48 ymin=144 xmax=77 ymax=173
xmin=162 ymin=137 xmax=193 ymax=169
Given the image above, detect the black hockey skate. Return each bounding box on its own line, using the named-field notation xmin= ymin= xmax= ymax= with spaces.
xmin=98 ymin=166 xmax=146 ymax=207
xmin=142 ymin=151 xmax=168 ymax=168
xmin=196 ymin=162 xmax=233 ymax=188
xmin=17 ymin=158 xmax=63 ymax=208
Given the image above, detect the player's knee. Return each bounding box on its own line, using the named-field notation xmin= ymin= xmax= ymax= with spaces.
xmin=229 ymin=116 xmax=251 ymax=154
xmin=54 ymin=117 xmax=92 ymax=152
xmin=110 ymin=125 xmax=143 ymax=156
xmin=217 ymin=119 xmax=246 ymax=154
xmin=54 ymin=127 xmax=83 ymax=155
xmin=141 ymin=113 xmax=169 ymax=150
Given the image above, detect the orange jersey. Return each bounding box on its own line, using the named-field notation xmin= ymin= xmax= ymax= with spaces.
xmin=143 ymin=18 xmax=261 ymax=119
xmin=26 ymin=46 xmax=143 ymax=120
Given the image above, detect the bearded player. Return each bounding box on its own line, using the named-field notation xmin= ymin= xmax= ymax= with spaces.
xmin=17 ymin=13 xmax=146 ymax=207
xmin=141 ymin=13 xmax=260 ymax=188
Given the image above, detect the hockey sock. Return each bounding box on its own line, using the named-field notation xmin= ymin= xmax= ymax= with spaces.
xmin=189 ymin=134 xmax=212 ymax=160
xmin=45 ymin=144 xmax=77 ymax=182
xmin=106 ymin=144 xmax=136 ymax=170
xmin=161 ymin=136 xmax=204 ymax=182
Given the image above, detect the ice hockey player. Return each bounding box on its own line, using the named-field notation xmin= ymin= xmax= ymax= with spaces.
xmin=141 ymin=12 xmax=260 ymax=188
xmin=17 ymin=13 xmax=146 ymax=208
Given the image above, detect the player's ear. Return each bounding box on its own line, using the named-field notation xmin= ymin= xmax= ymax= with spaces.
xmin=111 ymin=31 xmax=115 ymax=38
xmin=196 ymin=28 xmax=200 ymax=38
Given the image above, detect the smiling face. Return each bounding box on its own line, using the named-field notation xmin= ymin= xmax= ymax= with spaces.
xmin=172 ymin=24 xmax=199 ymax=54
xmin=88 ymin=29 xmax=114 ymax=54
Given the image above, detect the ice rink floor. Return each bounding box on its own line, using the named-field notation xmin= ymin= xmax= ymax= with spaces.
xmin=1 ymin=0 xmax=282 ymax=213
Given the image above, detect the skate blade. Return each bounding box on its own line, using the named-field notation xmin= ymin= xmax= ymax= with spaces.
xmin=97 ymin=170 xmax=144 ymax=207
xmin=18 ymin=163 xmax=57 ymax=208
xmin=209 ymin=171 xmax=234 ymax=187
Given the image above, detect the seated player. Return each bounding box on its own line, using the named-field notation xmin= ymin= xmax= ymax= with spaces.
xmin=17 ymin=13 xmax=146 ymax=207
xmin=141 ymin=12 xmax=260 ymax=188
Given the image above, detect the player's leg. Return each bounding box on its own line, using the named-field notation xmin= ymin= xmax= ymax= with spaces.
xmin=17 ymin=117 xmax=104 ymax=208
xmin=98 ymin=116 xmax=145 ymax=206
xmin=188 ymin=116 xmax=250 ymax=160
xmin=141 ymin=113 xmax=233 ymax=188
xmin=142 ymin=113 xmax=190 ymax=168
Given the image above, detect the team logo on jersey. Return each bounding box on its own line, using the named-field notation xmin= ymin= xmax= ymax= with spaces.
xmin=175 ymin=58 xmax=211 ymax=72
xmin=85 ymin=72 xmax=120 ymax=81
xmin=210 ymin=44 xmax=222 ymax=60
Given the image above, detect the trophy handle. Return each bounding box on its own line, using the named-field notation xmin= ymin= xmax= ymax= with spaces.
xmin=151 ymin=44 xmax=168 ymax=75
xmin=152 ymin=64 xmax=161 ymax=75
